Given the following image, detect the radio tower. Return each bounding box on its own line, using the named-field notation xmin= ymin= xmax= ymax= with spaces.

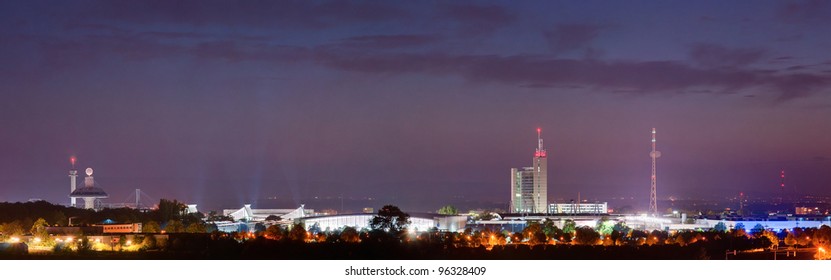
xmin=779 ymin=170 xmax=785 ymax=203
xmin=69 ymin=156 xmax=77 ymax=207
xmin=649 ymin=128 xmax=661 ymax=217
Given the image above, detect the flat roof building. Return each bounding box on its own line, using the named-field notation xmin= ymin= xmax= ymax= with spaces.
xmin=549 ymin=202 xmax=608 ymax=214
xmin=299 ymin=213 xmax=467 ymax=232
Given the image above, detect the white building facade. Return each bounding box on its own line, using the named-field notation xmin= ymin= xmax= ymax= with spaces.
xmin=549 ymin=202 xmax=608 ymax=214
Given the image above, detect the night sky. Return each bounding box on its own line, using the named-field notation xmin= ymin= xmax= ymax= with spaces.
xmin=1 ymin=0 xmax=829 ymax=212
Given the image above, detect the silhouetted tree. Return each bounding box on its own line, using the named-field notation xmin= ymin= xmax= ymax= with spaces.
xmin=760 ymin=230 xmax=779 ymax=249
xmin=52 ymin=211 xmax=67 ymax=226
xmin=784 ymin=232 xmax=797 ymax=247
xmin=814 ymin=226 xmax=831 ymax=259
xmin=522 ymin=222 xmax=546 ymax=245
xmin=30 ymin=218 xmax=49 ymax=237
xmin=596 ymin=217 xmax=614 ymax=236
xmin=186 ymin=222 xmax=207 ymax=233
xmin=370 ymin=205 xmax=411 ymax=232
xmin=340 ymin=226 xmax=360 ymax=243
xmin=1 ymin=221 xmax=24 ymax=237
xmin=143 ymin=221 xmax=161 ymax=233
xmin=206 ymin=211 xmax=234 ymax=222
xmin=477 ymin=211 xmax=495 ymax=221
xmin=308 ymin=223 xmax=322 ymax=234
xmin=813 ymin=225 xmax=831 ymax=248
xmin=438 ymin=205 xmax=458 ymax=215
xmin=253 ymin=223 xmax=266 ymax=233
xmin=156 ymin=199 xmax=186 ymax=222
xmin=646 ymin=230 xmax=664 ymax=245
xmin=750 ymin=224 xmax=766 ymax=236
xmin=574 ymin=226 xmax=600 ymax=245
xmin=541 ymin=219 xmax=563 ymax=240
xmin=713 ymin=222 xmax=727 ymax=232
xmin=289 ymin=224 xmax=307 ymax=242
xmin=612 ymin=222 xmax=631 ymax=236
xmin=265 ymin=225 xmax=287 ymax=241
xmin=795 ymin=229 xmax=811 ymax=247
xmin=563 ymin=219 xmax=576 ymax=234
xmin=165 ymin=220 xmax=185 ymax=233
xmin=142 ymin=235 xmax=157 ymax=249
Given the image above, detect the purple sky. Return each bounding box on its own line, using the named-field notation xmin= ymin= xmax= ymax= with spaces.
xmin=1 ymin=0 xmax=829 ymax=212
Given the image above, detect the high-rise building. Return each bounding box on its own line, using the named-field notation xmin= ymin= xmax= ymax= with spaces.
xmin=510 ymin=128 xmax=548 ymax=213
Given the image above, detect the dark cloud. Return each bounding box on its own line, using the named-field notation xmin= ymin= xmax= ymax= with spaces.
xmin=774 ymin=33 xmax=804 ymax=42
xmin=333 ymin=34 xmax=442 ymax=49
xmin=66 ymin=23 xmax=273 ymax=42
xmin=769 ymin=73 xmax=831 ymax=100
xmin=137 ymin=31 xmax=235 ymax=41
xmin=519 ymin=83 xmax=556 ymax=89
xmin=313 ymin=50 xmax=831 ymax=101
xmin=688 ymin=43 xmax=766 ymax=68
xmin=777 ymin=0 xmax=831 ymax=23
xmin=191 ymin=41 xmax=310 ymax=63
xmin=438 ymin=4 xmax=516 ymax=35
xmin=78 ymin=0 xmax=411 ymax=29
xmin=63 ymin=22 xmax=132 ymax=34
xmin=543 ymin=24 xmax=604 ymax=55
xmin=14 ymin=30 xmax=830 ymax=102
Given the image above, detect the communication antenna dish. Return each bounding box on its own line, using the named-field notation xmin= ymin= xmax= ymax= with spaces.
xmin=85 ymin=168 xmax=94 ymax=176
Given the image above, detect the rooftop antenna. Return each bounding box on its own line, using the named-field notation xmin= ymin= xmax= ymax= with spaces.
xmin=535 ymin=128 xmax=545 ymax=157
xmin=649 ymin=128 xmax=661 ymax=217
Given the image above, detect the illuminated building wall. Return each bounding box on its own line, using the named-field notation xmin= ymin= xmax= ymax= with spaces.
xmin=511 ymin=167 xmax=535 ymax=213
xmin=549 ymin=202 xmax=608 ymax=214
xmin=102 ymin=223 xmax=143 ymax=234
xmin=300 ymin=214 xmax=466 ymax=232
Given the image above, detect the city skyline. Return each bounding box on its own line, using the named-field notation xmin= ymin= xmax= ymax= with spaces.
xmin=1 ymin=0 xmax=830 ymax=212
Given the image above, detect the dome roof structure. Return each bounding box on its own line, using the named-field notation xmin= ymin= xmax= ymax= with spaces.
xmin=70 ymin=186 xmax=108 ymax=198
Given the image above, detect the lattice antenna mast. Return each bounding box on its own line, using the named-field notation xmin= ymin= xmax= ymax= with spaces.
xmin=649 ymin=128 xmax=661 ymax=217
xmin=780 ymin=170 xmax=786 ymax=202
